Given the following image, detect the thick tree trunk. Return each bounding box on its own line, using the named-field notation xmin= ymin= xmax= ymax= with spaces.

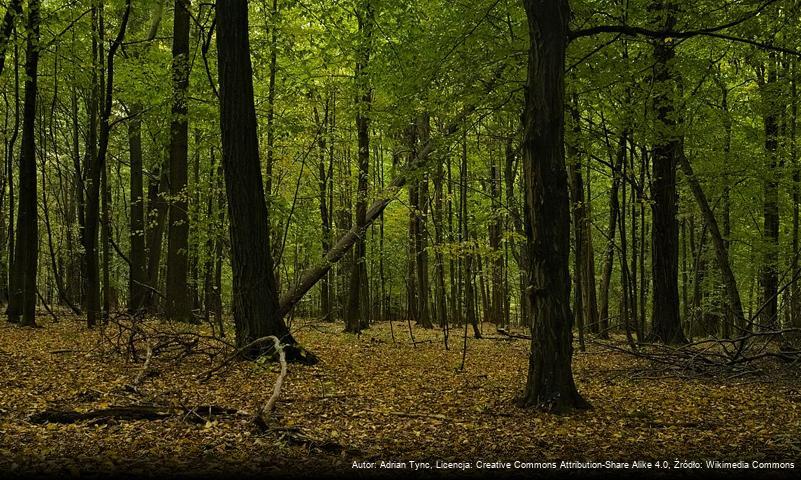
xmin=7 ymin=0 xmax=40 ymax=326
xmin=758 ymin=56 xmax=780 ymax=332
xmin=165 ymin=0 xmax=192 ymax=323
xmin=83 ymin=3 xmax=102 ymax=327
xmin=519 ymin=0 xmax=588 ymax=412
xmin=415 ymin=116 xmax=433 ymax=329
xmin=648 ymin=0 xmax=686 ymax=344
xmin=216 ymin=0 xmax=311 ymax=362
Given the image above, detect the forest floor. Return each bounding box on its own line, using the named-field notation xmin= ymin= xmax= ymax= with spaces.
xmin=1 ymin=313 xmax=801 ymax=478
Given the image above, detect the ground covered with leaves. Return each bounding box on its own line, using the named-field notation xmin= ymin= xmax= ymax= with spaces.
xmin=2 ymin=314 xmax=801 ymax=478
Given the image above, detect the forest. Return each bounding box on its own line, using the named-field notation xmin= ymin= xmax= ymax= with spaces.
xmin=0 ymin=0 xmax=800 ymax=477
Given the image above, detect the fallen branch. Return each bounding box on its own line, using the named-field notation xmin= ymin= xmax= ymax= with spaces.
xmin=495 ymin=328 xmax=531 ymax=340
xmin=589 ymin=329 xmax=801 ymax=378
xmin=28 ymin=404 xmax=243 ymax=425
xmin=254 ymin=336 xmax=287 ymax=428
xmin=129 ymin=341 xmax=154 ymax=390
xmin=197 ymin=335 xmax=287 ymax=382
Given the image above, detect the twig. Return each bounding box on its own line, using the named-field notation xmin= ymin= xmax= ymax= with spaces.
xmin=130 ymin=341 xmax=154 ymax=387
xmin=254 ymin=336 xmax=287 ymax=428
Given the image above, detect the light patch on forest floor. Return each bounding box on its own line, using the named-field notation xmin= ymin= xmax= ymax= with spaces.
xmin=1 ymin=315 xmax=801 ymax=477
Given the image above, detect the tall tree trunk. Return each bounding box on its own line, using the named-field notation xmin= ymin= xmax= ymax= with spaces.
xmin=791 ymin=57 xmax=799 ymax=329
xmin=85 ymin=0 xmax=131 ymax=327
xmin=7 ymin=0 xmax=40 ymax=326
xmin=0 ymin=0 xmax=21 ymax=79
xmin=678 ymin=152 xmax=746 ymax=330
xmin=344 ymin=0 xmax=373 ymax=333
xmin=488 ymin=149 xmax=503 ymax=325
xmin=216 ymin=0 xmax=312 ymax=362
xmin=648 ymin=0 xmax=686 ymax=344
xmin=462 ymin=133 xmax=480 ymax=339
xmin=165 ymin=0 xmax=192 ymax=323
xmin=83 ymin=2 xmax=101 ymax=327
xmin=407 ymin=132 xmax=418 ymax=323
xmin=758 ymin=55 xmax=780 ymax=332
xmin=598 ymin=130 xmax=625 ymax=338
xmin=127 ymin=105 xmax=147 ymax=313
xmin=433 ymin=139 xmax=448 ymax=328
xmin=719 ymin=81 xmax=735 ymax=335
xmin=415 ymin=114 xmax=433 ymax=328
xmin=315 ymin=98 xmax=332 ymax=322
xmin=567 ymin=96 xmax=588 ymax=347
xmin=101 ymin=138 xmax=111 ymax=314
xmin=520 ymin=0 xmax=588 ymax=412
xmin=2 ymin=26 xmax=20 ymax=311
xmin=505 ymin=134 xmax=528 ymax=328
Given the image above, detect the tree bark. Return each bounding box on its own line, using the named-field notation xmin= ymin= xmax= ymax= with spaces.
xmin=314 ymin=98 xmax=332 ymax=322
xmin=415 ymin=115 xmax=433 ymax=329
xmin=758 ymin=55 xmax=780 ymax=332
xmin=648 ymin=0 xmax=686 ymax=344
xmin=85 ymin=0 xmax=131 ymax=327
xmin=344 ymin=0 xmax=373 ymax=333
xmin=598 ymin=130 xmax=625 ymax=338
xmin=127 ymin=106 xmax=147 ymax=313
xmin=677 ymin=152 xmax=746 ymax=330
xmin=7 ymin=0 xmax=40 ymax=326
xmin=519 ymin=0 xmax=589 ymax=412
xmin=0 ymin=0 xmax=21 ymax=80
xmin=216 ymin=0 xmax=311 ymax=362
xmin=165 ymin=0 xmax=193 ymax=323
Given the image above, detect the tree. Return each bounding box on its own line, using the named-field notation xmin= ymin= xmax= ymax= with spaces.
xmin=215 ymin=0 xmax=310 ymax=362
xmin=344 ymin=0 xmax=374 ymax=333
xmin=756 ymin=54 xmax=780 ymax=332
xmin=647 ymin=0 xmax=686 ymax=344
xmin=0 ymin=0 xmax=22 ymax=79
xmin=165 ymin=0 xmax=192 ymax=323
xmin=85 ymin=0 xmax=132 ymax=327
xmin=127 ymin=1 xmax=164 ymax=314
xmin=6 ymin=0 xmax=40 ymax=326
xmin=519 ymin=0 xmax=589 ymax=412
